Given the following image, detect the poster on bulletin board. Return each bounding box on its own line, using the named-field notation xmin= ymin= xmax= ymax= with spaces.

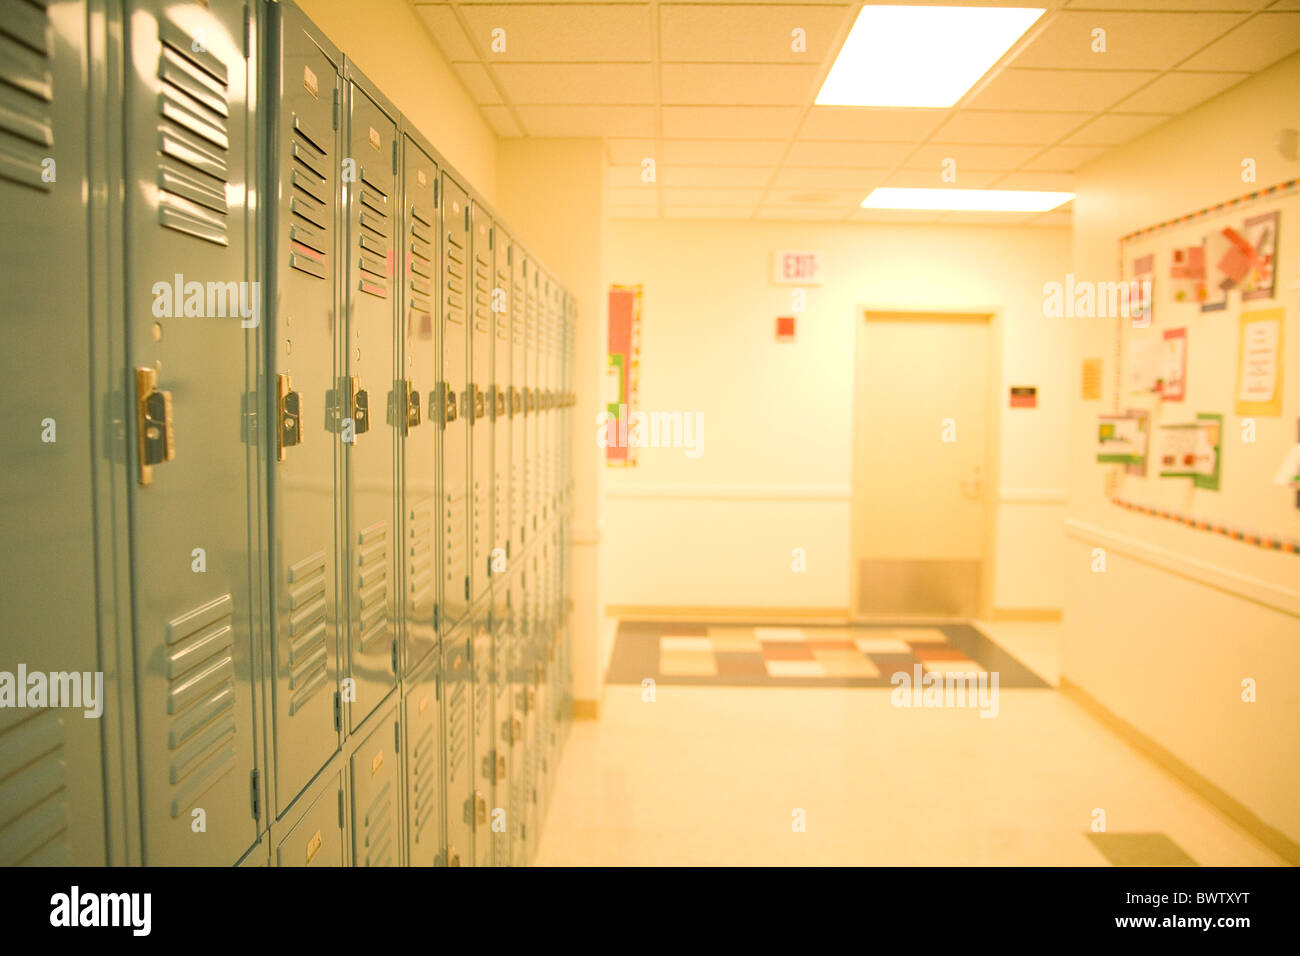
xmin=1235 ymin=308 xmax=1285 ymax=416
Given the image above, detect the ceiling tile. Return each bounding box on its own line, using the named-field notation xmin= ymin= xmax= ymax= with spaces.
xmin=1009 ymin=12 xmax=1248 ymax=71
xmin=1063 ymin=1 xmax=1266 ymax=10
xmin=663 ymin=206 xmax=758 ymax=220
xmin=663 ymin=106 xmax=803 ymax=139
xmin=881 ymin=169 xmax=1002 ymax=188
xmin=1178 ymin=12 xmax=1300 ymax=71
xmin=1028 ymin=209 xmax=1073 ymax=226
xmin=799 ymin=107 xmax=948 ymax=142
xmin=661 ymin=64 xmax=821 ymax=106
xmin=455 ymin=4 xmax=654 ymax=62
xmin=967 ymin=69 xmax=1159 ymax=111
xmin=1111 ymin=70 xmax=1249 ymax=113
xmin=453 ymin=62 xmax=502 ymax=105
xmin=1060 ymin=112 xmax=1171 ymax=146
xmin=414 ymin=4 xmax=478 ymax=61
xmin=764 ymin=187 xmax=866 ymax=205
xmin=848 ymin=208 xmax=943 ymax=225
xmin=662 ymin=186 xmax=767 ymax=206
xmin=771 ymin=167 xmax=890 ymax=188
xmin=609 ymin=206 xmax=661 ymax=220
xmin=934 ymin=210 xmax=1037 ymax=226
xmin=1021 ymin=144 xmax=1110 ymax=171
xmin=493 ymin=63 xmax=655 ymax=104
xmin=515 ymin=105 xmax=656 ymax=137
xmin=659 ymin=4 xmax=855 ymax=63
xmin=662 ymin=139 xmax=788 ymax=165
xmin=609 ymin=186 xmax=660 ymax=205
xmin=660 ymin=166 xmax=776 ymax=187
xmin=931 ymin=110 xmax=1092 ymax=145
xmin=904 ymin=143 xmax=1041 ymax=171
xmin=785 ymin=140 xmax=913 ymax=167
xmin=606 ymin=138 xmax=660 ymax=165
xmin=988 ymin=170 xmax=1076 ymax=191
xmin=480 ymin=105 xmax=523 ymax=138
xmin=755 ymin=205 xmax=852 ymax=221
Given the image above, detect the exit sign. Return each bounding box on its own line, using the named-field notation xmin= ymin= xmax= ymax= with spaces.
xmin=773 ymin=250 xmax=824 ymax=285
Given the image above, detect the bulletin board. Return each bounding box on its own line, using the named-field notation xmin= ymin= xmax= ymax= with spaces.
xmin=1111 ymin=179 xmax=1300 ymax=554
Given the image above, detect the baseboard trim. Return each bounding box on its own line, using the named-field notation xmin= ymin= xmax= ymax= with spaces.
xmin=991 ymin=607 xmax=1063 ymax=622
xmin=605 ymin=605 xmax=852 ymax=624
xmin=573 ymin=699 xmax=600 ymax=720
xmin=1060 ymin=676 xmax=1299 ymax=866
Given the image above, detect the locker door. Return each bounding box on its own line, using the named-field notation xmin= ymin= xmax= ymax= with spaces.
xmin=509 ymin=563 xmax=532 ymax=864
xmin=539 ymin=275 xmax=552 ymax=527
xmin=440 ymin=175 xmax=470 ymax=628
xmin=0 ymin=0 xmax=108 ymax=866
xmin=403 ymin=651 xmax=442 ymax=867
xmin=524 ymin=261 xmax=539 ymax=539
xmin=491 ymin=231 xmax=512 ymax=580
xmin=510 ymin=254 xmax=527 ymax=552
xmin=341 ymin=70 xmax=399 ymax=729
xmin=534 ymin=540 xmax=551 ymax=817
xmin=490 ymin=606 xmax=510 ymax=866
xmin=350 ymin=706 xmax=400 ymax=866
xmin=264 ymin=0 xmax=342 ymax=818
xmin=442 ymin=628 xmax=473 ymax=865
xmin=471 ymin=614 xmax=492 ymax=866
xmin=469 ymin=204 xmax=492 ymax=602
xmin=401 ymin=133 xmax=439 ymax=674
xmin=275 ymin=772 xmax=345 ymax=867
xmin=122 ymin=1 xmax=259 ymax=866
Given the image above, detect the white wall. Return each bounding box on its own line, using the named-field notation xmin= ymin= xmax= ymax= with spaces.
xmin=603 ymin=219 xmax=1072 ymax=612
xmin=1066 ymin=52 xmax=1300 ymax=848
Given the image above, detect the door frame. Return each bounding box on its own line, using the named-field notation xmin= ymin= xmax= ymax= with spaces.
xmin=850 ymin=306 xmax=1004 ymax=621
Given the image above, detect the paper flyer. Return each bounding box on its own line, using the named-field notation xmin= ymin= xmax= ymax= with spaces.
xmin=1235 ymin=308 xmax=1284 ymax=416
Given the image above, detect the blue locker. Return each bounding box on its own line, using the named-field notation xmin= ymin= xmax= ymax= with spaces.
xmin=122 ymin=0 xmax=261 ymax=866
xmin=0 ymin=0 xmax=110 ymax=865
xmin=263 ymin=0 xmax=343 ymax=820
xmin=340 ymin=63 xmax=400 ymax=730
xmin=400 ymin=127 xmax=439 ymax=675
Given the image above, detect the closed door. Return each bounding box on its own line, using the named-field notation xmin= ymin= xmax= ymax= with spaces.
xmin=852 ymin=312 xmax=990 ymax=617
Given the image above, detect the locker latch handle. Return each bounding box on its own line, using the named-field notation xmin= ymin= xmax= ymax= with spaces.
xmin=472 ymin=384 xmax=485 ymax=423
xmin=348 ymin=376 xmax=370 ymax=435
xmin=510 ymin=387 xmax=521 ymax=416
xmin=474 ymin=791 xmax=488 ymax=827
xmin=276 ymin=372 xmax=302 ymax=461
xmin=441 ymin=383 xmax=457 ymax=425
xmin=493 ymin=386 xmax=505 ymax=419
xmin=447 ymin=847 xmax=461 ymax=867
xmin=135 ymin=367 xmax=175 ymax=486
xmin=393 ymin=379 xmax=420 ymax=434
xmin=496 ymin=754 xmax=507 ymax=783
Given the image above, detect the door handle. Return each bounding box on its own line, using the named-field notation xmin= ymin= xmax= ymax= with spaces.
xmin=135 ymin=367 xmax=175 ymax=486
xmin=276 ymin=372 xmax=302 ymax=460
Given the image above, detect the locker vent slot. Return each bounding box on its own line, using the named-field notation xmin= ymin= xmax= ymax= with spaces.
xmin=472 ymin=252 xmax=491 ymax=334
xmin=444 ymin=486 xmax=468 ymax=589
xmin=0 ymin=0 xmax=54 ymax=191
xmin=410 ymin=720 xmax=437 ymax=842
xmin=164 ymin=594 xmax=238 ymax=818
xmin=408 ymin=497 xmax=435 ymax=615
xmin=361 ymin=780 xmax=394 ymax=867
xmin=357 ymin=521 xmax=390 ymax=655
xmin=356 ymin=179 xmax=389 ymax=298
xmin=155 ymin=22 xmax=230 ymax=245
xmin=287 ymin=550 xmax=330 ymax=715
xmin=444 ymin=232 xmax=465 ymax=324
xmin=289 ymin=114 xmax=330 ymax=278
xmin=447 ymin=679 xmax=468 ymax=780
xmin=0 ymin=709 xmax=69 ymax=865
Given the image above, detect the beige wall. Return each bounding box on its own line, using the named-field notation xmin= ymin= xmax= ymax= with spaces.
xmin=497 ymin=140 xmax=609 ymax=707
xmin=603 ymin=219 xmax=1072 ymax=613
xmin=298 ymin=0 xmax=498 ymax=200
xmin=1066 ymin=52 xmax=1300 ymax=845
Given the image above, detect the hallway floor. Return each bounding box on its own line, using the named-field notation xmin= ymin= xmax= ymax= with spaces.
xmin=534 ymin=622 xmax=1284 ymax=866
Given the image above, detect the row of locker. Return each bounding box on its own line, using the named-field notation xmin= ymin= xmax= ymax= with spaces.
xmin=1 ymin=0 xmax=575 ymax=866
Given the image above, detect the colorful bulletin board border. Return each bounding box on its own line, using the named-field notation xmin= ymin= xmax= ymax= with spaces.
xmin=1109 ymin=496 xmax=1300 ymax=555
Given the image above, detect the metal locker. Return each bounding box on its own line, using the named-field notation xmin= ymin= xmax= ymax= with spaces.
xmin=263 ymin=0 xmax=343 ymax=819
xmin=524 ymin=259 xmax=540 ymax=539
xmin=491 ymin=229 xmax=512 ymax=580
xmin=400 ymin=128 xmax=439 ymax=675
xmin=510 ymin=251 xmax=527 ymax=552
xmin=349 ymin=705 xmax=401 ymax=866
xmin=540 ymin=274 xmax=554 ymax=527
xmin=403 ymin=650 xmax=441 ymax=867
xmin=440 ymin=173 xmax=471 ymax=629
xmin=508 ymin=562 xmax=533 ymax=864
xmin=0 ymin=0 xmax=110 ymax=866
xmin=340 ymin=64 xmax=399 ymax=730
xmin=275 ymin=772 xmax=345 ymax=867
xmin=442 ymin=627 xmax=474 ymax=865
xmin=490 ymin=600 xmax=511 ymax=866
xmin=528 ymin=547 xmax=547 ymax=818
xmin=471 ymin=610 xmax=492 ymax=866
xmin=122 ymin=0 xmax=261 ymax=866
xmin=469 ymin=203 xmax=492 ymax=602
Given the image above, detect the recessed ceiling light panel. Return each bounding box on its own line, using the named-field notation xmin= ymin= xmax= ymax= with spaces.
xmin=860 ymin=187 xmax=1073 ymax=212
xmin=816 ymin=5 xmax=1045 ymax=108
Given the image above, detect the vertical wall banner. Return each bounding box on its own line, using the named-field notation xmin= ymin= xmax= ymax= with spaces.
xmin=1241 ymin=210 xmax=1279 ymax=301
xmin=1235 ymin=307 xmax=1285 ymax=416
xmin=607 ymin=284 xmax=642 ymax=466
xmin=1161 ymin=327 xmax=1187 ymax=401
xmin=1130 ymin=253 xmax=1154 ymax=325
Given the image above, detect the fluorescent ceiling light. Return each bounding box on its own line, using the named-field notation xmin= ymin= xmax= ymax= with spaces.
xmin=816 ymin=5 xmax=1044 ymax=108
xmin=860 ymin=187 xmax=1074 ymax=212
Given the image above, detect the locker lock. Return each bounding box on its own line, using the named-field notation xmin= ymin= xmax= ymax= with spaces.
xmin=440 ymin=383 xmax=457 ymax=425
xmin=347 ymin=376 xmax=370 ymax=435
xmin=447 ymin=848 xmax=462 ymax=867
xmin=472 ymin=384 xmax=485 ymax=422
xmin=496 ymin=753 xmax=507 ymax=783
xmin=525 ymin=389 xmax=536 ymax=414
xmin=493 ymin=386 xmax=506 ymax=419
xmin=509 ymin=387 xmax=521 ymax=416
xmin=276 ymin=372 xmax=302 ymax=461
xmin=475 ymin=791 xmax=488 ymax=826
xmin=134 ymin=367 xmax=175 ymax=486
xmin=391 ymin=379 xmax=421 ymax=434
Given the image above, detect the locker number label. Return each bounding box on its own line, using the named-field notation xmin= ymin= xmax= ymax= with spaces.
xmin=419 ymin=695 xmax=429 ymax=715
xmin=305 ymin=829 xmax=322 ymax=865
xmin=368 ymin=126 xmax=381 ymax=152
xmin=303 ymin=65 xmax=319 ymax=99
xmin=371 ymin=749 xmax=384 ymax=776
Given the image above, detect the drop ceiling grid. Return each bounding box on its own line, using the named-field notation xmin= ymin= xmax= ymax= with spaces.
xmin=408 ymin=1 xmax=1300 ymax=222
